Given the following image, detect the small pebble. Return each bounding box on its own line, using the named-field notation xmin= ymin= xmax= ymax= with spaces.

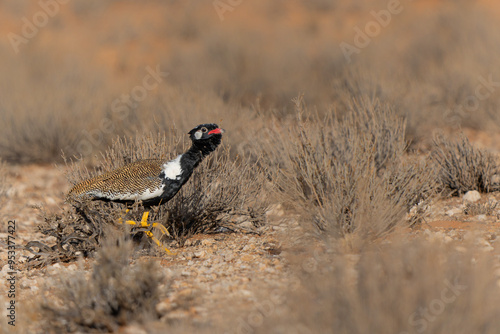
xmin=463 ymin=190 xmax=481 ymax=203
xmin=445 ymin=208 xmax=462 ymax=217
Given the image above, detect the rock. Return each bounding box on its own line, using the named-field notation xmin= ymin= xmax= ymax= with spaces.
xmin=266 ymin=204 xmax=284 ymax=217
xmin=122 ymin=325 xmax=147 ymax=334
xmin=201 ymin=238 xmax=215 ymax=246
xmin=163 ymin=309 xmax=190 ymax=321
xmin=463 ymin=190 xmax=481 ymax=203
xmin=425 ymin=231 xmax=450 ymax=244
xmin=445 ymin=208 xmax=462 ymax=216
xmin=177 ymin=288 xmax=194 ymax=298
xmin=242 ymin=244 xmax=256 ymax=252
xmin=477 ymin=238 xmax=494 ymax=251
xmin=20 ymin=279 xmax=36 ymax=290
xmin=193 ymin=251 xmax=205 ymax=258
xmin=184 ymin=239 xmax=201 ymax=247
xmin=45 ymin=197 xmax=56 ymax=205
xmin=221 ymin=252 xmax=234 ymax=262
xmin=46 ymin=263 xmax=62 ymax=275
xmin=463 ymin=231 xmax=478 ymax=242
xmin=240 ymin=254 xmax=254 ymax=262
xmin=156 ymin=299 xmax=174 ymax=316
xmin=239 ymin=221 xmax=255 ymax=230
xmin=477 ymin=214 xmax=487 ymax=221
xmin=240 ymin=289 xmax=253 ymax=297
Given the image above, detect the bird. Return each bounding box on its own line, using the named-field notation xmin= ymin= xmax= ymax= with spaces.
xmin=67 ymin=123 xmax=225 ymax=254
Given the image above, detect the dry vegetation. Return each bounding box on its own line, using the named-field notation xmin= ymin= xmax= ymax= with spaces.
xmin=262 ymin=238 xmax=500 ymax=334
xmin=41 ymin=237 xmax=164 ymax=333
xmin=1 ymin=0 xmax=500 ymax=333
xmin=260 ymin=97 xmax=435 ymax=244
xmin=432 ymin=133 xmax=500 ymax=195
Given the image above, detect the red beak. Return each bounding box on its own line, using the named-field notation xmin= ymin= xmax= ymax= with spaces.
xmin=208 ymin=128 xmax=224 ymax=135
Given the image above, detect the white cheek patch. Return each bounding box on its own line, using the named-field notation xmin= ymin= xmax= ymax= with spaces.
xmin=162 ymin=155 xmax=183 ymax=180
xmin=194 ymin=131 xmax=202 ymax=140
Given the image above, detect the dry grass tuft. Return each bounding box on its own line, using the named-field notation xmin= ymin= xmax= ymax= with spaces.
xmin=262 ymin=97 xmax=436 ymax=243
xmin=264 ymin=238 xmax=500 ymax=334
xmin=431 ymin=133 xmax=500 ymax=195
xmin=463 ymin=200 xmax=499 ymax=216
xmin=41 ymin=237 xmax=164 ymax=333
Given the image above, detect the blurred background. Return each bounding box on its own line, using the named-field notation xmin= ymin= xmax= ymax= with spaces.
xmin=1 ymin=0 xmax=500 ymax=164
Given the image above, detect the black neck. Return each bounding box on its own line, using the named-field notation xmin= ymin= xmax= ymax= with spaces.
xmin=181 ymin=146 xmax=203 ymax=171
xmin=179 ymin=140 xmax=219 ymax=177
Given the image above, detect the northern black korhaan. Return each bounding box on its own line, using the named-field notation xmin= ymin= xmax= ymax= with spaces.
xmin=67 ymin=123 xmax=225 ymax=253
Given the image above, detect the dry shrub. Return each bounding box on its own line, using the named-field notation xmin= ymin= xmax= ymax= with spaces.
xmin=41 ymin=237 xmax=164 ymax=333
xmin=30 ymin=130 xmax=267 ymax=263
xmin=26 ymin=202 xmax=122 ymax=267
xmin=431 ymin=133 xmax=500 ymax=195
xmin=262 ymin=97 xmax=436 ymax=242
xmin=463 ymin=200 xmax=498 ymax=216
xmin=263 ymin=238 xmax=500 ymax=334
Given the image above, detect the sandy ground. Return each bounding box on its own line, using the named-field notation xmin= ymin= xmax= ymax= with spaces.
xmin=1 ymin=161 xmax=500 ymax=332
xmin=0 ymin=163 xmax=303 ymax=332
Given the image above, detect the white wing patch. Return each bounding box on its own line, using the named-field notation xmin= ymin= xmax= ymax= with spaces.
xmin=93 ymin=186 xmax=165 ymax=201
xmin=162 ymin=155 xmax=183 ymax=180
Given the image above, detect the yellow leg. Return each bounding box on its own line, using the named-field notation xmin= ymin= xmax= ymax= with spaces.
xmin=117 ymin=209 xmax=174 ymax=255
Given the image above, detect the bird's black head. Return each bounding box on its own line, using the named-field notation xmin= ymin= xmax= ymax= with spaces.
xmin=188 ymin=123 xmax=224 ymax=156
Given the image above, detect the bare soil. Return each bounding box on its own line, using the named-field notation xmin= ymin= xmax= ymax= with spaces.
xmin=2 ymin=162 xmax=500 ymax=333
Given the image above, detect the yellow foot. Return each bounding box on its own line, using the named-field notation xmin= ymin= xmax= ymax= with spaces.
xmin=118 ymin=209 xmax=175 ymax=255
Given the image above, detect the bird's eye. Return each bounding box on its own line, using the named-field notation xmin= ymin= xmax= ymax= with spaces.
xmin=201 ymin=127 xmax=208 ymax=133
